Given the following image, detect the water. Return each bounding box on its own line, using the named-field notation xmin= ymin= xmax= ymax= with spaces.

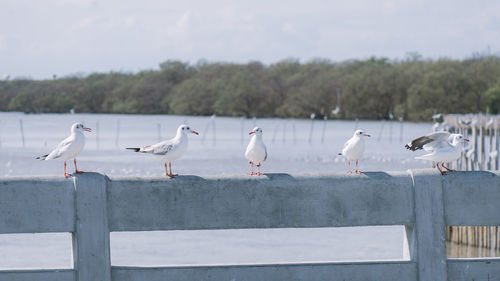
xmin=0 ymin=112 xmax=432 ymax=177
xmin=0 ymin=112 xmax=481 ymax=270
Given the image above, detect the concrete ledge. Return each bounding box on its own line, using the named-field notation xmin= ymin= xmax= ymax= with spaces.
xmin=442 ymin=171 xmax=500 ymax=225
xmin=447 ymin=258 xmax=500 ymax=281
xmin=108 ymin=171 xmax=415 ymax=231
xmin=111 ymin=261 xmax=417 ymax=281
xmin=1 ymin=169 xmax=499 ymax=281
xmin=0 ymin=269 xmax=74 ymax=281
xmin=0 ymin=177 xmax=75 ymax=234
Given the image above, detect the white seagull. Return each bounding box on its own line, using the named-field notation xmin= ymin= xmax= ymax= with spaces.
xmin=245 ymin=127 xmax=267 ymax=175
xmin=405 ymin=131 xmax=469 ymax=175
xmin=339 ymin=130 xmax=371 ymax=174
xmin=37 ymin=122 xmax=91 ymax=177
xmin=127 ymin=124 xmax=198 ymax=178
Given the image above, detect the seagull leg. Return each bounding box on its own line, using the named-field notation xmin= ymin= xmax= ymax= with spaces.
xmin=248 ymin=162 xmax=255 ymax=175
xmin=165 ymin=162 xmax=170 ymax=177
xmin=169 ymin=161 xmax=177 ymax=178
xmin=256 ymin=162 xmax=262 ymax=176
xmin=442 ymin=163 xmax=455 ymax=172
xmin=436 ymin=162 xmax=446 ymax=175
xmin=355 ymin=159 xmax=363 ymax=174
xmin=64 ymin=161 xmax=71 ymax=178
xmin=74 ymin=158 xmax=84 ymax=174
xmin=347 ymin=160 xmax=352 ymax=174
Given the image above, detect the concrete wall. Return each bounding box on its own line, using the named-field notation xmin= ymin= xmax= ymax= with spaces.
xmin=0 ymin=169 xmax=499 ymax=281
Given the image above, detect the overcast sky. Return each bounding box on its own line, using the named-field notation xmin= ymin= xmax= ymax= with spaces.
xmin=1 ymin=0 xmax=499 ymax=79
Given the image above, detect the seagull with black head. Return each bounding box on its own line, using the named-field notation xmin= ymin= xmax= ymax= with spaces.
xmin=127 ymin=124 xmax=198 ymax=178
xmin=37 ymin=122 xmax=91 ymax=177
xmin=339 ymin=129 xmax=371 ymax=174
xmin=405 ymin=131 xmax=469 ymax=175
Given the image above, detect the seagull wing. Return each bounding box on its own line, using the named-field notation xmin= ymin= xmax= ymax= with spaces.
xmin=405 ymin=131 xmax=451 ymax=151
xmin=140 ymin=139 xmax=176 ymax=156
xmin=45 ymin=136 xmax=74 ymax=160
xmin=342 ymin=137 xmax=355 ymax=150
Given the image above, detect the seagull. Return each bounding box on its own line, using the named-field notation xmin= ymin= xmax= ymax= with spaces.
xmin=126 ymin=124 xmax=198 ymax=178
xmin=36 ymin=123 xmax=91 ymax=177
xmin=405 ymin=131 xmax=469 ymax=175
xmin=339 ymin=130 xmax=371 ymax=174
xmin=245 ymin=127 xmax=267 ymax=175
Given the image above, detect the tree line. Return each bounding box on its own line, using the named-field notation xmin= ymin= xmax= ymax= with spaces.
xmin=1 ymin=55 xmax=500 ymax=121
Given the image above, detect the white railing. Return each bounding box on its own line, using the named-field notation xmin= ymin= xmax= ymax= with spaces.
xmin=0 ymin=170 xmax=499 ymax=281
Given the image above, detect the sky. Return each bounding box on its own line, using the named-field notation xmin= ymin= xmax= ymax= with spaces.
xmin=1 ymin=0 xmax=499 ymax=80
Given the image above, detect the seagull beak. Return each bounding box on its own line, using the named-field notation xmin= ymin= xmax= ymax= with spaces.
xmin=249 ymin=131 xmax=254 ymax=135
xmin=464 ymin=138 xmax=469 ymax=142
xmin=84 ymin=127 xmax=92 ymax=132
xmin=364 ymin=134 xmax=371 ymax=137
xmin=191 ymin=130 xmax=199 ymax=135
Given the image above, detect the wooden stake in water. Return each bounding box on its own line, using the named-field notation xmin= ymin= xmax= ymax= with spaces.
xmin=377 ymin=120 xmax=385 ymax=142
xmin=157 ymin=123 xmax=162 ymax=142
xmin=495 ymin=120 xmax=499 ymax=170
xmin=292 ymin=121 xmax=297 ymax=145
xmin=389 ymin=121 xmax=393 ymax=143
xmin=282 ymin=121 xmax=286 ymax=144
xmin=479 ymin=124 xmax=485 ymax=170
xmin=240 ymin=117 xmax=245 ymax=144
xmin=321 ymin=116 xmax=327 ymax=144
xmin=388 ymin=113 xmax=394 ymax=143
xmin=308 ymin=113 xmax=315 ymax=144
xmin=115 ymin=119 xmax=120 ymax=148
xmin=469 ymin=125 xmax=478 ymax=171
xmin=19 ymin=119 xmax=25 ymax=148
xmin=488 ymin=125 xmax=493 ymax=170
xmin=201 ymin=118 xmax=211 ymax=145
xmin=211 ymin=114 xmax=216 ymax=146
xmin=272 ymin=124 xmax=279 ymax=144
xmin=399 ymin=117 xmax=404 ymax=143
xmin=95 ymin=121 xmax=100 ymax=150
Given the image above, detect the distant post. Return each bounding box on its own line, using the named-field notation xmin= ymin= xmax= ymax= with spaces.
xmin=19 ymin=119 xmax=25 ymax=148
xmin=115 ymin=120 xmax=120 ymax=148
xmin=308 ymin=113 xmax=315 ymax=144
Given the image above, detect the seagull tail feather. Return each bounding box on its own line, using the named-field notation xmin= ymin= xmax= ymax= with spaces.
xmin=126 ymin=147 xmax=141 ymax=152
xmin=36 ymin=154 xmax=49 ymax=160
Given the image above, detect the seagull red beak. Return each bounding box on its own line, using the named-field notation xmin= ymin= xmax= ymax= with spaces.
xmin=464 ymin=138 xmax=469 ymax=142
xmin=191 ymin=130 xmax=199 ymax=135
xmin=364 ymin=134 xmax=371 ymax=137
xmin=249 ymin=131 xmax=254 ymax=135
xmin=84 ymin=127 xmax=92 ymax=132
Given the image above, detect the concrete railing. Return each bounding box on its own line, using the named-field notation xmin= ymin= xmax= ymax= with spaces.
xmin=0 ymin=170 xmax=499 ymax=281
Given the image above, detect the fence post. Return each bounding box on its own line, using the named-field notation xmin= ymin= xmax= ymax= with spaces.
xmin=410 ymin=169 xmax=447 ymax=281
xmin=73 ymin=173 xmax=111 ymax=281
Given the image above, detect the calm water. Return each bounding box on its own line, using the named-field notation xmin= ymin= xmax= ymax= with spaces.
xmin=0 ymin=112 xmax=433 ymax=176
